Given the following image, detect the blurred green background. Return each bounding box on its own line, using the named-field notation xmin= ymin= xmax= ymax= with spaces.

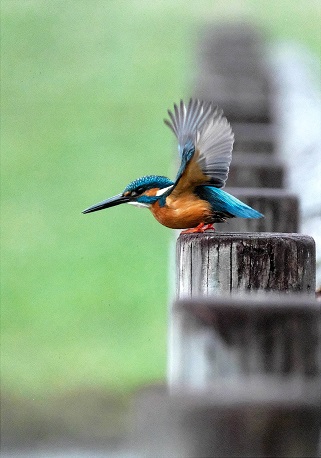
xmin=1 ymin=0 xmax=320 ymax=407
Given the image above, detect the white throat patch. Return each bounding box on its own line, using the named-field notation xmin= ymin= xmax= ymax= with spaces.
xmin=127 ymin=201 xmax=150 ymax=209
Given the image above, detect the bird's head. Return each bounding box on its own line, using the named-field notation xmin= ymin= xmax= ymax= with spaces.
xmin=82 ymin=175 xmax=174 ymax=214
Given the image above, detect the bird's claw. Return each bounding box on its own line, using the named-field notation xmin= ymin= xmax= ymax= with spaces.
xmin=181 ymin=223 xmax=216 ymax=234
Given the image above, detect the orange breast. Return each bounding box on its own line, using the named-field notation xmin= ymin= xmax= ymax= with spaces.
xmin=150 ymin=193 xmax=212 ymax=229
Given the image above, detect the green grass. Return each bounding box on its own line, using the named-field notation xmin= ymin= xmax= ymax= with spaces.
xmin=1 ymin=0 xmax=320 ymax=399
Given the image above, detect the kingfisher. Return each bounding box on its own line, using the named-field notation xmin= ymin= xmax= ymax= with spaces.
xmin=83 ymin=99 xmax=263 ymax=232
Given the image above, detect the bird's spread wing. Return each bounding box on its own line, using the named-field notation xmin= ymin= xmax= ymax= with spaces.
xmin=164 ymin=99 xmax=234 ymax=196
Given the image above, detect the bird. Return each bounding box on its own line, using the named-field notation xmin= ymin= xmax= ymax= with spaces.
xmin=83 ymin=99 xmax=263 ymax=232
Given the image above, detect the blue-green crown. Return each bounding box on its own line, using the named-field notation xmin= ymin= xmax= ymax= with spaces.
xmin=123 ymin=175 xmax=174 ymax=193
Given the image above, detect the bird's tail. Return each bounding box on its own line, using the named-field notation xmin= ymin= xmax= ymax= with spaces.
xmin=200 ymin=186 xmax=263 ymax=219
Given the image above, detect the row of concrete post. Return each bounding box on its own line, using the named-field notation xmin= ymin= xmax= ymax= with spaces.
xmin=130 ymin=24 xmax=320 ymax=457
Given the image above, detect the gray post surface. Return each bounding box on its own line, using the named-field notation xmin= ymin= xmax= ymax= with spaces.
xmin=164 ymin=233 xmax=320 ymax=457
xmin=176 ymin=233 xmax=315 ymax=299
xmin=170 ymin=232 xmax=317 ymax=383
xmin=170 ymin=295 xmax=321 ymax=387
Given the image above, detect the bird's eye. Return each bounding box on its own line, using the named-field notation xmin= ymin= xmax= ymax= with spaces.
xmin=134 ymin=187 xmax=145 ymax=195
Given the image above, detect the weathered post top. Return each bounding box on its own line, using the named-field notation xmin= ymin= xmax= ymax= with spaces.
xmin=176 ymin=232 xmax=316 ymax=298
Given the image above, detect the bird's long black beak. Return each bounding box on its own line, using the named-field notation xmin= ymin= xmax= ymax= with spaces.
xmin=82 ymin=193 xmax=130 ymax=214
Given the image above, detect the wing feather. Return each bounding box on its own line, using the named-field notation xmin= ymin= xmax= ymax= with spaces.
xmin=164 ymin=99 xmax=234 ymax=190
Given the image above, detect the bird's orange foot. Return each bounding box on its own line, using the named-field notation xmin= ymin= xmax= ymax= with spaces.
xmin=202 ymin=223 xmax=216 ymax=232
xmin=181 ymin=223 xmax=216 ymax=234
